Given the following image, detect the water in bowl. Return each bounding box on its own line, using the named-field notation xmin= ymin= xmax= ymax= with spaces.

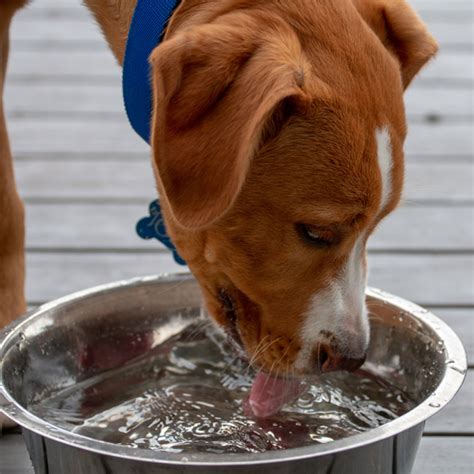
xmin=29 ymin=319 xmax=414 ymax=454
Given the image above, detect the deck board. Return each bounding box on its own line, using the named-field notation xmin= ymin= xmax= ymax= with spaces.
xmin=0 ymin=435 xmax=34 ymax=474
xmin=10 ymin=18 xmax=472 ymax=48
xmin=425 ymin=371 xmax=473 ymax=435
xmin=7 ymin=120 xmax=473 ymax=157
xmin=412 ymin=436 xmax=474 ymax=473
xmin=7 ymin=49 xmax=474 ymax=85
xmin=5 ymin=84 xmax=473 ymax=120
xmin=13 ymin=160 xmax=474 ymax=203
xmin=1 ymin=0 xmax=472 ymax=471
xmin=434 ymin=309 xmax=474 ymax=366
xmin=23 ymin=203 xmax=474 ymax=251
xmin=13 ymin=0 xmax=473 ymax=20
xmin=24 ymin=253 xmax=474 ymax=306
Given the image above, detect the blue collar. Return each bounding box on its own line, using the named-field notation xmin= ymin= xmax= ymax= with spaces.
xmin=123 ymin=0 xmax=186 ymax=266
xmin=123 ymin=0 xmax=180 ymax=143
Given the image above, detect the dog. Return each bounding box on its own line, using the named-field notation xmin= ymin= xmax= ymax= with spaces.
xmin=0 ymin=0 xmax=437 ymax=420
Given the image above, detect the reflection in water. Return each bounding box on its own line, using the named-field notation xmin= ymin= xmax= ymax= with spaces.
xmin=29 ymin=322 xmax=414 ymax=453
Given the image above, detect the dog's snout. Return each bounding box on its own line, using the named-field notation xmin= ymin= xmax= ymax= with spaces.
xmin=314 ymin=339 xmax=367 ymax=373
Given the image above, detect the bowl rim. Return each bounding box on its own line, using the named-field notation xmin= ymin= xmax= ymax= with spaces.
xmin=0 ymin=273 xmax=467 ymax=466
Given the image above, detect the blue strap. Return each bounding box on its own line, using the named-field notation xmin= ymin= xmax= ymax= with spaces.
xmin=123 ymin=0 xmax=179 ymax=143
xmin=123 ymin=0 xmax=186 ymax=266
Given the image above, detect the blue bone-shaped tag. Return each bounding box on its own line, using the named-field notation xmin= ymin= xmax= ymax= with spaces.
xmin=136 ymin=200 xmax=187 ymax=266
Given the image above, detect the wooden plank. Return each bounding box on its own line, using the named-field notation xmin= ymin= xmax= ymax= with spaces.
xmin=10 ymin=18 xmax=472 ymax=48
xmin=7 ymin=119 xmax=473 ymax=157
xmin=426 ymin=21 xmax=473 ymax=47
xmin=9 ymin=120 xmax=148 ymax=155
xmin=15 ymin=0 xmax=473 ymax=20
xmin=4 ymin=83 xmax=123 ymax=115
xmin=373 ymin=206 xmax=474 ymax=250
xmin=15 ymin=0 xmax=474 ymax=11
xmin=404 ymin=123 xmax=473 ymax=157
xmin=6 ymin=49 xmax=473 ymax=84
xmin=25 ymin=252 xmax=184 ymax=303
xmin=16 ymin=160 xmax=155 ymax=198
xmin=367 ymin=254 xmax=474 ymax=306
xmin=413 ymin=437 xmax=474 ymax=474
xmin=7 ymin=51 xmax=121 ymax=78
xmin=430 ymin=308 xmax=474 ymax=366
xmin=14 ymin=160 xmax=474 ymax=203
xmin=23 ymin=203 xmax=474 ymax=252
xmin=24 ymin=203 xmax=154 ymax=250
xmin=409 ymin=0 xmax=472 ymax=8
xmin=0 ymin=434 xmax=34 ymax=474
xmin=404 ymin=87 xmax=474 ymax=120
xmin=13 ymin=3 xmax=88 ymax=20
xmin=24 ymin=253 xmax=474 ymax=305
xmin=23 ymin=0 xmax=472 ymax=9
xmin=10 ymin=18 xmax=106 ymax=45
xmin=425 ymin=370 xmax=473 ymax=434
xmin=5 ymin=83 xmax=473 ymax=121
xmin=11 ymin=0 xmax=474 ymax=38
xmin=404 ymin=163 xmax=474 ymax=202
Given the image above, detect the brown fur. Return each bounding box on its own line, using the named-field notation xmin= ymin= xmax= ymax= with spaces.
xmin=0 ymin=0 xmax=437 ymax=376
xmin=0 ymin=0 xmax=28 ymax=329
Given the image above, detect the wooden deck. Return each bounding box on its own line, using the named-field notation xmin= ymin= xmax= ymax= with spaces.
xmin=1 ymin=0 xmax=473 ymax=472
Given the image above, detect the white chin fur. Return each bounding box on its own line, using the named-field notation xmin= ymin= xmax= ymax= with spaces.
xmin=295 ymin=239 xmax=369 ymax=372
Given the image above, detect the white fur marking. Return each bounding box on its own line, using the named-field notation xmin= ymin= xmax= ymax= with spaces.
xmin=376 ymin=127 xmax=393 ymax=213
xmin=295 ymin=238 xmax=369 ymax=371
xmin=295 ymin=128 xmax=392 ymax=372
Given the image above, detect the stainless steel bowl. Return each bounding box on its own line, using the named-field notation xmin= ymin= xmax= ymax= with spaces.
xmin=0 ymin=274 xmax=466 ymax=474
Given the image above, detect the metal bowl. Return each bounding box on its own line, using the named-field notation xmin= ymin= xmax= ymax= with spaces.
xmin=0 ymin=274 xmax=466 ymax=474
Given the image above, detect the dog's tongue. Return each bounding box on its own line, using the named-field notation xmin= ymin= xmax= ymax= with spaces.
xmin=248 ymin=371 xmax=305 ymax=418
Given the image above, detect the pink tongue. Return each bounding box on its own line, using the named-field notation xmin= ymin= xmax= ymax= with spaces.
xmin=247 ymin=371 xmax=305 ymax=418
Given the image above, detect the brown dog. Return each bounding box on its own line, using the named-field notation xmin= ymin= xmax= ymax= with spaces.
xmin=0 ymin=0 xmax=437 ymax=416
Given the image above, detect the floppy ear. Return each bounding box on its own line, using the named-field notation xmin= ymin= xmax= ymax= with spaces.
xmin=354 ymin=0 xmax=438 ymax=88
xmin=149 ymin=18 xmax=311 ymax=229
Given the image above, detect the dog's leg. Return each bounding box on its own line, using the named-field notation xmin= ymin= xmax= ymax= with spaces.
xmin=0 ymin=1 xmax=28 ymax=433
xmin=0 ymin=2 xmax=27 ymax=330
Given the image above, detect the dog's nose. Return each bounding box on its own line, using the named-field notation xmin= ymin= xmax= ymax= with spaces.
xmin=315 ymin=342 xmax=367 ymax=373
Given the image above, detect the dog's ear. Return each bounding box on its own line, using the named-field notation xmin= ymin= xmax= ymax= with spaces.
xmin=149 ymin=18 xmax=311 ymax=229
xmin=354 ymin=0 xmax=438 ymax=88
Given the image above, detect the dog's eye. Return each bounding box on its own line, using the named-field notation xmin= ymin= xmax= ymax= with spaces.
xmin=297 ymin=224 xmax=334 ymax=248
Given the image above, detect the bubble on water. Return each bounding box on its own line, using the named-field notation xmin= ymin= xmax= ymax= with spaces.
xmin=316 ymin=425 xmax=329 ymax=435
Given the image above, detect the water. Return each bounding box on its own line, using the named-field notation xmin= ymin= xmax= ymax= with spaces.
xmin=29 ymin=322 xmax=414 ymax=454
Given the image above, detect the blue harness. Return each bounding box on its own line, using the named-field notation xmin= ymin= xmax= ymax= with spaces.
xmin=123 ymin=0 xmax=186 ymax=265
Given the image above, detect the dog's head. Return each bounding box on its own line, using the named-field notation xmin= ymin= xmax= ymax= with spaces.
xmin=149 ymin=0 xmax=437 ymax=376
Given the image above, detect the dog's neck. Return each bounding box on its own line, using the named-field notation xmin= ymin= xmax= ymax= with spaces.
xmin=82 ymin=0 xmax=191 ymax=64
xmin=83 ymin=0 xmax=250 ymax=65
xmin=83 ymin=0 xmax=138 ymax=64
